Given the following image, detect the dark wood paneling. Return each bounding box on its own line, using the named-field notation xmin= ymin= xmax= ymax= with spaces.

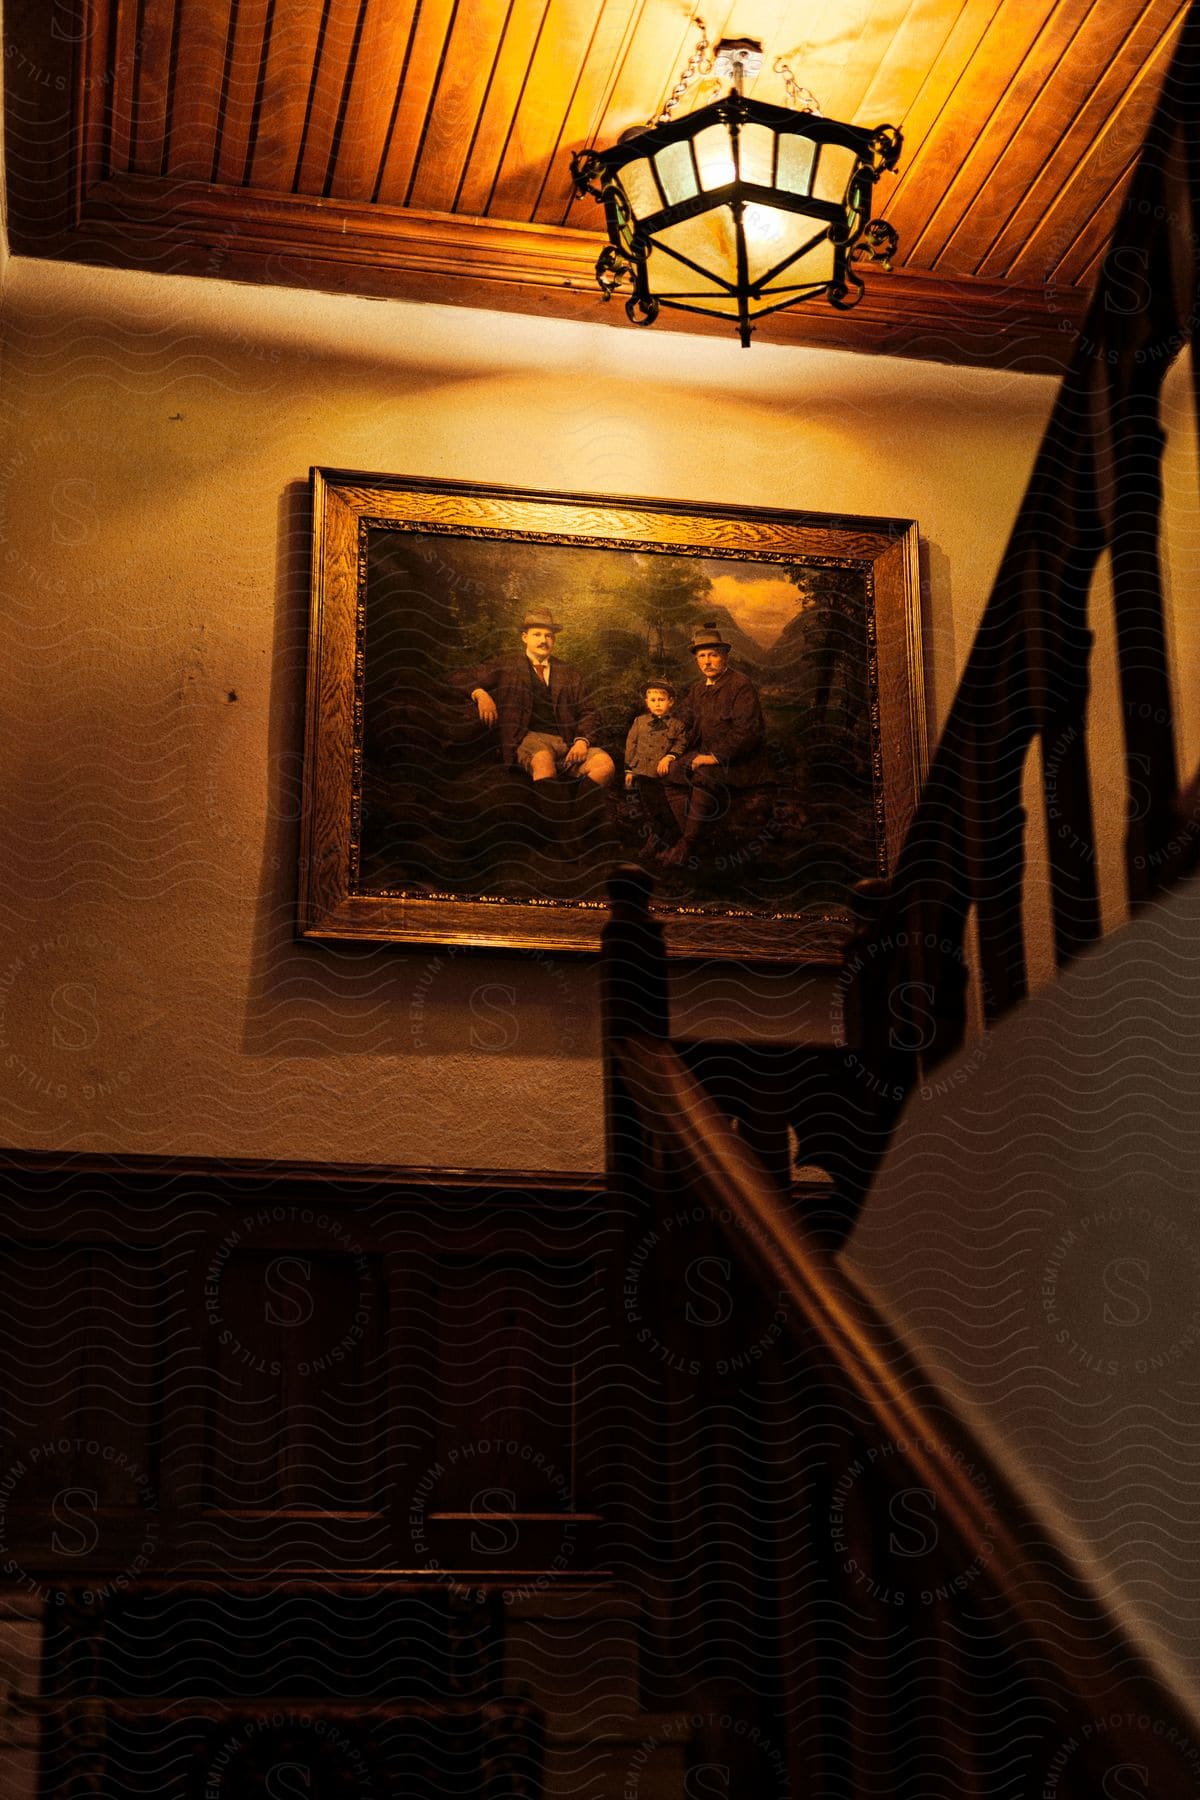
xmin=0 ymin=1245 xmax=161 ymax=1574
xmin=0 ymin=1153 xmax=608 ymax=1579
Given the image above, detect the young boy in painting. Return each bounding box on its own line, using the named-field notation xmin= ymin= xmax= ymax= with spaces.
xmin=625 ymin=679 xmax=688 ymax=849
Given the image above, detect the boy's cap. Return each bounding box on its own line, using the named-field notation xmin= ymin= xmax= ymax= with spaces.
xmin=521 ymin=608 xmax=563 ymax=632
xmin=644 ymin=677 xmax=676 ymax=697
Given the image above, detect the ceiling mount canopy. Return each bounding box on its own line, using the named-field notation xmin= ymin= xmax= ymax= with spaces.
xmin=570 ymin=25 xmax=903 ymax=348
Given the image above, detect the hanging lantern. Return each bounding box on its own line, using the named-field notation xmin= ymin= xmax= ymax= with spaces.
xmin=570 ymin=34 xmax=902 ymax=349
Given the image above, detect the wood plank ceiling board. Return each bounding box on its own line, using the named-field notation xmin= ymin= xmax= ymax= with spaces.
xmin=241 ymin=0 xmax=332 ymax=191
xmin=372 ymin=0 xmax=463 ymax=205
xmin=101 ymin=0 xmax=146 ymax=177
xmin=958 ymin=0 xmax=1186 ymax=277
xmin=406 ymin=0 xmax=516 ymax=213
xmin=324 ymin=0 xmax=420 ymax=200
xmin=164 ymin=0 xmax=239 ymax=182
xmin=774 ymin=0 xmax=928 ymax=128
xmin=1006 ymin=9 xmax=1188 ymax=285
xmin=129 ymin=0 xmax=181 ymax=176
xmin=883 ymin=0 xmax=1063 ymax=253
xmin=211 ymin=0 xmax=281 ymax=189
xmin=851 ymin=0 xmax=981 ymax=131
xmin=534 ymin=0 xmax=643 ymax=227
xmin=453 ymin=0 xmax=555 ymax=218
xmin=906 ymin=0 xmax=1101 ymax=270
xmin=531 ymin=0 xmax=670 ymax=227
xmin=979 ymin=0 xmax=1186 ymax=279
xmin=291 ymin=0 xmax=374 ymax=196
xmin=871 ymin=0 xmax=1007 ymax=228
xmin=485 ymin=0 xmax=611 ymax=220
xmin=1 ymin=0 xmax=1187 ymax=371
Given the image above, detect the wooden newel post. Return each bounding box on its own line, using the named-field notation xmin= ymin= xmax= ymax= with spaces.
xmin=601 ymin=865 xmax=668 ymax=1200
xmin=601 ymin=864 xmax=668 ymax=1044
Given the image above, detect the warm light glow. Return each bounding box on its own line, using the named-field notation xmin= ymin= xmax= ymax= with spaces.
xmin=744 ymin=203 xmax=785 ymax=245
xmin=699 ymin=150 xmax=736 ymax=188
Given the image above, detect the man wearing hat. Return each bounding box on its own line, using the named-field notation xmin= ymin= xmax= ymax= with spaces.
xmin=658 ymin=621 xmax=768 ymax=864
xmin=462 ymin=609 xmax=615 ymax=787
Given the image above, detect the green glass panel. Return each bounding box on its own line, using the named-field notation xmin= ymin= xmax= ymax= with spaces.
xmin=619 ymin=156 xmax=661 ymax=224
xmin=655 ymin=138 xmax=697 ymax=207
xmin=776 ymin=132 xmax=817 ymax=196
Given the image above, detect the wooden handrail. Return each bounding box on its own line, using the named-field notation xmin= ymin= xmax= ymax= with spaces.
xmin=613 ymin=1026 xmax=1200 ymax=1787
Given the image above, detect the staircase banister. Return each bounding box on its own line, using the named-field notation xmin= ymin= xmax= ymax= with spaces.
xmin=614 ymin=1027 xmax=1200 ymax=1774
xmin=843 ymin=3 xmax=1200 ymax=1059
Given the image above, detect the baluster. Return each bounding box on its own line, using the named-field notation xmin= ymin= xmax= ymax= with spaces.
xmin=1030 ymin=414 xmax=1105 ymax=968
xmin=874 ymin=765 xmax=975 ymax=1067
xmin=600 ymin=864 xmax=668 ymax=1046
xmin=1041 ymin=699 xmax=1102 ymax=966
xmin=960 ymin=713 xmax=1029 ymax=1023
xmin=946 ymin=1588 xmax=1003 ymax=1799
xmin=1108 ymin=381 xmax=1179 ymax=905
xmin=841 ymin=877 xmax=891 ymax=1058
xmin=731 ymin=1050 xmax=793 ymax=1192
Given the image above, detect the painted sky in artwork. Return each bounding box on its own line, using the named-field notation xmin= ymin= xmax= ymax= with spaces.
xmin=701 ymin=563 xmax=811 ymax=649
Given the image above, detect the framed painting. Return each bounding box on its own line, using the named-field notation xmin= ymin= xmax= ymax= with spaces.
xmin=300 ymin=471 xmax=926 ymax=962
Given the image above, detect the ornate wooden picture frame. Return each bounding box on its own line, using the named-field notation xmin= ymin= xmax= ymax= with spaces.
xmin=300 ymin=470 xmax=926 ymax=962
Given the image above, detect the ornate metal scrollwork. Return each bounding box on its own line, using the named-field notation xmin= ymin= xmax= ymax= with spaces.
xmin=595 ymin=244 xmax=635 ymax=302
xmin=569 ymin=148 xmax=606 ymax=202
xmin=624 ymin=292 xmax=660 ymax=328
xmin=828 ymin=270 xmax=867 ymax=310
xmin=850 ymin=220 xmax=900 ymax=271
xmin=868 ymin=125 xmax=903 ymax=172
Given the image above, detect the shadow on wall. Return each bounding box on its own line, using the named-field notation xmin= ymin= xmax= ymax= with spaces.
xmin=238 ymin=482 xmax=601 ymax=1070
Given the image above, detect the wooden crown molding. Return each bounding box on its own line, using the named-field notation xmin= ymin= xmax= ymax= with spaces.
xmin=12 ymin=171 xmax=1086 ymax=373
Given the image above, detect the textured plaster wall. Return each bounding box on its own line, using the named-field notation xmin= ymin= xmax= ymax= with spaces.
xmin=0 ymin=255 xmax=1066 ymax=1171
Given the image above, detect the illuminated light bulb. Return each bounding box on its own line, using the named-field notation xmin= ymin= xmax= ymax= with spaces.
xmin=700 ymin=152 xmax=736 ymax=188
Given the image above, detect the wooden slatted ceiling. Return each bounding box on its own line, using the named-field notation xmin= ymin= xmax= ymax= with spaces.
xmin=5 ymin=0 xmax=1189 ymax=367
xmin=88 ymin=0 xmax=1183 ymax=285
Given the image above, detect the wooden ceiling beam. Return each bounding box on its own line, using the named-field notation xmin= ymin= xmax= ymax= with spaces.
xmin=20 ymin=170 xmax=1085 ymax=372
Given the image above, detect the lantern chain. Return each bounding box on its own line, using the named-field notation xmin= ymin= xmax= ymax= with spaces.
xmin=773 ymin=55 xmax=822 ymax=115
xmin=655 ymin=17 xmax=713 ymax=122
